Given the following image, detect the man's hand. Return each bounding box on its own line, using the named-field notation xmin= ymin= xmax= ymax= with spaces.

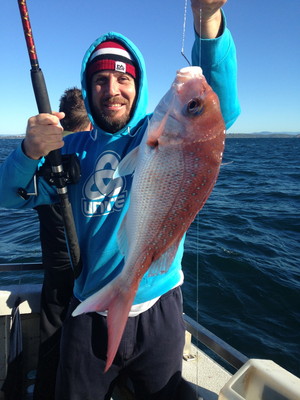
xmin=191 ymin=0 xmax=227 ymax=38
xmin=23 ymin=112 xmax=65 ymax=160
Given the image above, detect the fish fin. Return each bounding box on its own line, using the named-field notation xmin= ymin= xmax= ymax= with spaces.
xmin=72 ymin=277 xmax=137 ymax=373
xmin=117 ymin=214 xmax=128 ymax=257
xmin=146 ymin=110 xmax=170 ymax=147
xmin=72 ymin=281 xmax=114 ymax=316
xmin=147 ymin=240 xmax=180 ymax=277
xmin=221 ymin=161 xmax=234 ymax=166
xmin=113 ymin=146 xmax=139 ymax=179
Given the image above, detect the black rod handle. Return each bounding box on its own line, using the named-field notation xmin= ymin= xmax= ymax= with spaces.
xmin=31 ymin=68 xmax=62 ymax=167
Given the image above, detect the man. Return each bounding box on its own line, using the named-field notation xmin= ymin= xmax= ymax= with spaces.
xmin=0 ymin=1 xmax=240 ymax=398
xmin=34 ymin=88 xmax=91 ymax=400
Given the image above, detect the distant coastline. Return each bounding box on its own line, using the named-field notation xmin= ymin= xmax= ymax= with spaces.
xmin=0 ymin=135 xmax=25 ymax=139
xmin=226 ymin=131 xmax=300 ymax=138
xmin=0 ymin=132 xmax=300 ymax=139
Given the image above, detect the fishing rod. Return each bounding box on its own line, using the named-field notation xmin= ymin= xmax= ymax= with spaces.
xmin=17 ymin=0 xmax=82 ymax=278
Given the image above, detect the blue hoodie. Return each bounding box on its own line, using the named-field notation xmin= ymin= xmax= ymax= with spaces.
xmin=0 ymin=17 xmax=240 ymax=305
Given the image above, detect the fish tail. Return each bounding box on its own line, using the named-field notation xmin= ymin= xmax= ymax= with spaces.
xmin=104 ymin=288 xmax=136 ymax=372
xmin=71 ymin=279 xmax=137 ymax=373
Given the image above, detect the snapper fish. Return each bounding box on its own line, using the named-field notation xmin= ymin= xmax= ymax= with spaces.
xmin=72 ymin=66 xmax=226 ymax=372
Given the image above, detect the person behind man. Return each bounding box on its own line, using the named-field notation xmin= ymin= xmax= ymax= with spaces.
xmin=0 ymin=1 xmax=240 ymax=398
xmin=33 ymin=88 xmax=91 ymax=400
xmin=58 ymin=87 xmax=92 ymax=135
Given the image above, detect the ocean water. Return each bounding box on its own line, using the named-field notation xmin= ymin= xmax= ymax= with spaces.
xmin=0 ymin=137 xmax=299 ymax=377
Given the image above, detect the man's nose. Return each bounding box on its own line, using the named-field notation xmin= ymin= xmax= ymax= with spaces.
xmin=106 ymin=77 xmax=120 ymax=96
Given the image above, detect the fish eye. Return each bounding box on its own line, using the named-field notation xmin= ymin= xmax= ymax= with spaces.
xmin=186 ymin=98 xmax=203 ymax=116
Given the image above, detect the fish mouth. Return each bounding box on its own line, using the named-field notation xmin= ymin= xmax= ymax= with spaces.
xmin=177 ymin=66 xmax=203 ymax=78
xmin=175 ymin=66 xmax=203 ymax=86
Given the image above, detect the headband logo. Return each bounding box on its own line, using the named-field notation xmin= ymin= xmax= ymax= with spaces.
xmin=115 ymin=61 xmax=126 ymax=73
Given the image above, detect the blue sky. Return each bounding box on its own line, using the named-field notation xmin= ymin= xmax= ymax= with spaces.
xmin=1 ymin=0 xmax=299 ymax=135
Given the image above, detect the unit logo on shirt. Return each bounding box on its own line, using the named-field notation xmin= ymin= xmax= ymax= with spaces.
xmin=82 ymin=151 xmax=127 ymax=217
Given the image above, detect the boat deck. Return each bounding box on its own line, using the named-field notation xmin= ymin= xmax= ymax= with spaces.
xmin=182 ymin=344 xmax=231 ymax=400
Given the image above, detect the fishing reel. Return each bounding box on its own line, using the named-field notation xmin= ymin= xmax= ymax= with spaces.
xmin=18 ymin=153 xmax=81 ymax=200
xmin=38 ymin=153 xmax=81 ymax=187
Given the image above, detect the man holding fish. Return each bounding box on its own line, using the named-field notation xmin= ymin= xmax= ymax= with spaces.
xmin=0 ymin=0 xmax=240 ymax=398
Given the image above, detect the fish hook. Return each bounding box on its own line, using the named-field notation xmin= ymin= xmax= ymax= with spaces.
xmin=181 ymin=0 xmax=191 ymax=65
xmin=181 ymin=0 xmax=202 ymax=67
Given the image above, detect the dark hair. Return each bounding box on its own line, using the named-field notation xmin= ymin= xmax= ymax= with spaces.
xmin=59 ymin=87 xmax=90 ymax=132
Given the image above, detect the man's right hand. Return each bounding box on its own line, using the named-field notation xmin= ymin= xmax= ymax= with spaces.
xmin=23 ymin=112 xmax=65 ymax=160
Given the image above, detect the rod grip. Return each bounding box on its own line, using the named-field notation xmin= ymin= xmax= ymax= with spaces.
xmin=31 ymin=68 xmax=51 ymax=114
xmin=31 ymin=68 xmax=62 ymax=167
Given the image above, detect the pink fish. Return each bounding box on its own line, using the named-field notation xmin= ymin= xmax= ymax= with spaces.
xmin=72 ymin=66 xmax=225 ymax=372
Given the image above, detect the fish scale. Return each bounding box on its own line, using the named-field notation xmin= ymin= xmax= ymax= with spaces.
xmin=72 ymin=66 xmax=225 ymax=372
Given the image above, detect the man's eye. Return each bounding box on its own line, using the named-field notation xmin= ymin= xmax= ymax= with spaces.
xmin=95 ymin=78 xmax=106 ymax=85
xmin=119 ymin=76 xmax=129 ymax=82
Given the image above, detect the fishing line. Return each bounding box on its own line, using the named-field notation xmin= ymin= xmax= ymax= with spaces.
xmin=196 ymin=213 xmax=200 ymax=398
xmin=198 ymin=8 xmax=202 ymax=67
xmin=195 ymin=6 xmax=203 ymax=397
xmin=181 ymin=1 xmax=203 ymax=395
xmin=196 ymin=10 xmax=202 ymax=391
xmin=181 ymin=1 xmax=203 ymax=69
xmin=181 ymin=0 xmax=191 ymax=65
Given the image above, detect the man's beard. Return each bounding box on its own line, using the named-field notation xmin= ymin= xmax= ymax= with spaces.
xmin=92 ymin=94 xmax=136 ymax=134
xmin=94 ymin=111 xmax=130 ymax=134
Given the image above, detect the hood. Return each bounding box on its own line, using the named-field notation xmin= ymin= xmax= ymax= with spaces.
xmin=81 ymin=32 xmax=148 ymax=136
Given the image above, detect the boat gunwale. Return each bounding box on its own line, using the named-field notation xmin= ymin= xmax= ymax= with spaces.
xmin=0 ymin=262 xmax=248 ymax=371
